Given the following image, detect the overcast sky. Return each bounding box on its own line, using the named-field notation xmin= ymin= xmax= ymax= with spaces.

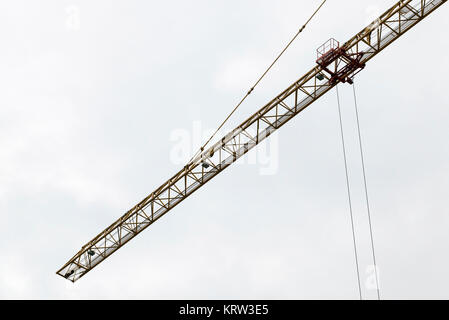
xmin=0 ymin=0 xmax=448 ymax=299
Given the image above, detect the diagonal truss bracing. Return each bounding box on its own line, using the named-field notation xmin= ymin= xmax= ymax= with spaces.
xmin=58 ymin=0 xmax=447 ymax=282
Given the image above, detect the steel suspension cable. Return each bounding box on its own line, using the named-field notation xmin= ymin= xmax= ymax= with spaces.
xmin=352 ymin=81 xmax=381 ymax=300
xmin=336 ymin=85 xmax=362 ymax=300
xmin=187 ymin=0 xmax=328 ymax=165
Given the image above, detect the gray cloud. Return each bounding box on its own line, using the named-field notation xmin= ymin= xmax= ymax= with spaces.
xmin=0 ymin=0 xmax=448 ymax=299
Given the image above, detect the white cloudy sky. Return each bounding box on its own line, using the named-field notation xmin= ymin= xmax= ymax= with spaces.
xmin=0 ymin=0 xmax=448 ymax=299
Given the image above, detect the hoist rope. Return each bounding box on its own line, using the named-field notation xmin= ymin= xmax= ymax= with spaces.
xmin=336 ymin=85 xmax=363 ymax=300
xmin=352 ymin=81 xmax=381 ymax=300
xmin=187 ymin=0 xmax=328 ymax=165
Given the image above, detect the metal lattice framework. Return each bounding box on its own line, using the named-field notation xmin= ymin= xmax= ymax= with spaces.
xmin=58 ymin=0 xmax=447 ymax=282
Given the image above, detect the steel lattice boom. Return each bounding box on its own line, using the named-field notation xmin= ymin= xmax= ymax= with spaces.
xmin=58 ymin=0 xmax=447 ymax=282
